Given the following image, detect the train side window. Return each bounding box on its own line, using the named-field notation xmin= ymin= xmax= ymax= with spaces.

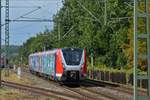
xmin=39 ymin=55 xmax=41 ymax=68
xmin=30 ymin=57 xmax=31 ymax=65
xmin=33 ymin=57 xmax=35 ymax=67
xmin=52 ymin=55 xmax=55 ymax=69
xmin=48 ymin=54 xmax=50 ymax=67
xmin=39 ymin=55 xmax=41 ymax=67
xmin=41 ymin=55 xmax=43 ymax=66
xmin=41 ymin=55 xmax=44 ymax=67
xmin=32 ymin=56 xmax=33 ymax=67
xmin=35 ymin=56 xmax=37 ymax=67
xmin=42 ymin=55 xmax=44 ymax=68
xmin=50 ymin=55 xmax=52 ymax=67
xmin=46 ymin=54 xmax=48 ymax=67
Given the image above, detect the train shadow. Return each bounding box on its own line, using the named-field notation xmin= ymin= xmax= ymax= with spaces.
xmin=62 ymin=79 xmax=120 ymax=88
xmin=82 ymin=79 xmax=120 ymax=88
xmin=29 ymin=71 xmax=120 ymax=88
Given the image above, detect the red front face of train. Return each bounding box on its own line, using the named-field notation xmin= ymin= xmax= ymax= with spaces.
xmin=56 ymin=48 xmax=87 ymax=82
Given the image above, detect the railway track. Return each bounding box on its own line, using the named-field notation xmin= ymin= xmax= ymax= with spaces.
xmin=22 ymin=68 xmax=114 ymax=100
xmin=1 ymin=80 xmax=113 ymax=100
xmin=79 ymin=85 xmax=117 ymax=100
xmin=61 ymin=84 xmax=113 ymax=100
xmin=84 ymin=79 xmax=147 ymax=96
xmin=80 ymin=79 xmax=135 ymax=100
xmin=1 ymin=80 xmax=86 ymax=100
xmin=39 ymin=78 xmax=113 ymax=100
xmin=80 ymin=80 xmax=127 ymax=100
xmin=35 ymin=73 xmax=132 ymax=100
xmin=18 ymin=67 xmax=133 ymax=99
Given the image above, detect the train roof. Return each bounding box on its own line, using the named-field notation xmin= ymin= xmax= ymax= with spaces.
xmin=62 ymin=48 xmax=83 ymax=51
xmin=29 ymin=49 xmax=57 ymax=57
xmin=29 ymin=48 xmax=84 ymax=57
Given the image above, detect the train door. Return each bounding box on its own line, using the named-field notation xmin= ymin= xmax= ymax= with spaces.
xmin=54 ymin=53 xmax=57 ymax=80
xmin=34 ymin=56 xmax=36 ymax=71
xmin=35 ymin=55 xmax=40 ymax=72
xmin=39 ymin=55 xmax=42 ymax=73
xmin=46 ymin=53 xmax=55 ymax=79
xmin=54 ymin=54 xmax=56 ymax=79
xmin=43 ymin=54 xmax=48 ymax=74
xmin=51 ymin=54 xmax=55 ymax=79
xmin=47 ymin=54 xmax=51 ymax=75
xmin=41 ymin=54 xmax=44 ymax=73
xmin=33 ymin=56 xmax=36 ymax=71
xmin=46 ymin=54 xmax=51 ymax=75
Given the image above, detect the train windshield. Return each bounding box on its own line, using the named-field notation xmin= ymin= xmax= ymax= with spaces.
xmin=62 ymin=48 xmax=83 ymax=65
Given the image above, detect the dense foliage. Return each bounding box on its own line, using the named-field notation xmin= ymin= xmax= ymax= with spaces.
xmin=18 ymin=0 xmax=136 ymax=69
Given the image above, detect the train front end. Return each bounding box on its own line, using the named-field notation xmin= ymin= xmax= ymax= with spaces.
xmin=59 ymin=48 xmax=86 ymax=82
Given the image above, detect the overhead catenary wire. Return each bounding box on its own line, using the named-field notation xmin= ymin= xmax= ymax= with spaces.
xmin=77 ymin=0 xmax=149 ymax=23
xmin=14 ymin=7 xmax=41 ymax=20
xmin=8 ymin=19 xmax=53 ymax=22
xmin=5 ymin=0 xmax=62 ymax=2
xmin=2 ymin=0 xmax=61 ymax=24
xmin=1 ymin=0 xmax=62 ymax=44
xmin=4 ymin=0 xmax=139 ymax=46
xmin=1 ymin=6 xmax=41 ymax=8
xmin=7 ymin=0 xmax=62 ymax=2
xmin=110 ymin=17 xmax=133 ymax=20
xmin=76 ymin=0 xmax=101 ymax=23
xmin=62 ymin=25 xmax=74 ymax=39
xmin=0 ymin=0 xmax=63 ymax=47
xmin=6 ymin=0 xmax=61 ymax=32
xmin=19 ymin=16 xmax=52 ymax=20
xmin=1 ymin=7 xmax=41 ymax=27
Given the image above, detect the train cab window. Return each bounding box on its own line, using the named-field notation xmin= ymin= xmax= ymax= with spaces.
xmin=62 ymin=48 xmax=83 ymax=65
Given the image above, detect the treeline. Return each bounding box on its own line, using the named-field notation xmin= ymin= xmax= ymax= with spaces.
xmin=17 ymin=0 xmax=139 ymax=69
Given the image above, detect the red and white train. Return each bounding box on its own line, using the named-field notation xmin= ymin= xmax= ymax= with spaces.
xmin=29 ymin=48 xmax=87 ymax=82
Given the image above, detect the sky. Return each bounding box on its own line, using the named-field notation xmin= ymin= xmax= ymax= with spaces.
xmin=1 ymin=0 xmax=63 ymax=45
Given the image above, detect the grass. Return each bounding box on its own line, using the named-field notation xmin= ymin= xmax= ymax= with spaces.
xmin=0 ymin=87 xmax=7 ymax=93
xmin=0 ymin=69 xmax=56 ymax=100
xmin=0 ymin=87 xmax=34 ymax=100
xmin=1 ymin=69 xmax=37 ymax=85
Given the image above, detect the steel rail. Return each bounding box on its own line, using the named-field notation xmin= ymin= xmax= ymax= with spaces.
xmin=1 ymin=80 xmax=84 ymax=100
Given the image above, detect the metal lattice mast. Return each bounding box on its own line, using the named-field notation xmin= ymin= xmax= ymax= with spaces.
xmin=5 ymin=0 xmax=9 ymax=76
xmin=134 ymin=0 xmax=150 ymax=100
xmin=0 ymin=0 xmax=2 ymax=87
xmin=5 ymin=0 xmax=9 ymax=59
